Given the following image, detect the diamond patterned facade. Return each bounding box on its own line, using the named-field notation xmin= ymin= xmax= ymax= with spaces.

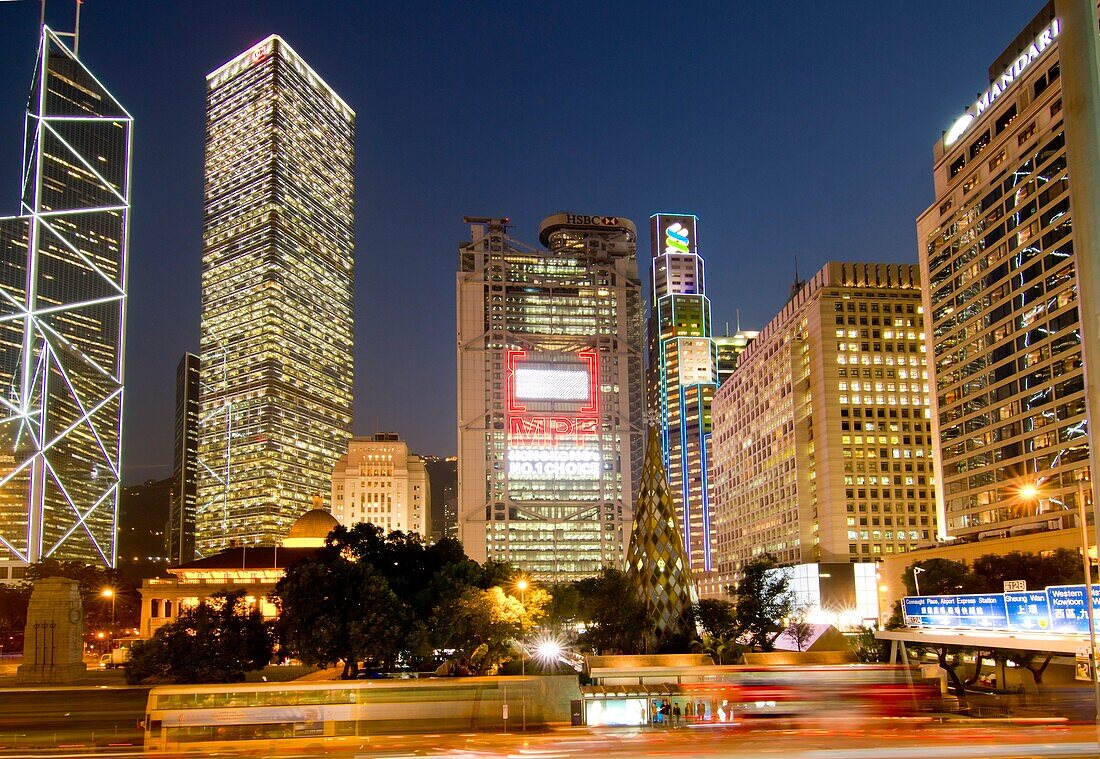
xmin=0 ymin=27 xmax=131 ymax=567
xmin=626 ymin=426 xmax=696 ymax=649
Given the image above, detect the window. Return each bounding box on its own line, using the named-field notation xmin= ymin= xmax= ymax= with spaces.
xmin=969 ymin=130 xmax=990 ymax=159
xmin=950 ymin=154 xmax=966 ymax=179
xmin=995 ymin=104 xmax=1017 ymax=134
xmin=1018 ymin=122 xmax=1036 ymax=146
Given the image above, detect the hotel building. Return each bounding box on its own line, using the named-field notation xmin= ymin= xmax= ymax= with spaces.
xmin=645 ymin=213 xmax=722 ymax=594
xmin=711 ymin=263 xmax=936 ymax=588
xmin=0 ymin=27 xmax=132 ymax=567
xmin=195 ymin=37 xmax=354 ymax=554
xmin=456 ymin=214 xmax=644 ymax=582
xmin=917 ymin=5 xmax=1090 ymax=543
xmin=331 ymin=433 xmax=430 ymax=536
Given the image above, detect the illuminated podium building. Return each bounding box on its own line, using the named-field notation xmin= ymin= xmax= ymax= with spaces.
xmin=195 ymin=37 xmax=354 ymax=554
xmin=456 ymin=214 xmax=644 ymax=581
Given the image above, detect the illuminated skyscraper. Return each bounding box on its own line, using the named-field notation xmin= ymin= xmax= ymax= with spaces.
xmin=456 ymin=214 xmax=644 ymax=582
xmin=168 ymin=353 xmax=199 ymax=565
xmin=0 ymin=27 xmax=132 ymax=568
xmin=195 ymin=36 xmax=354 ymax=554
xmin=918 ymin=6 xmax=1093 ymax=542
xmin=645 ymin=213 xmax=723 ymax=595
xmin=711 ymin=263 xmax=935 ymax=588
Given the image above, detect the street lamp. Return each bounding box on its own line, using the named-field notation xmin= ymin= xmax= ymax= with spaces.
xmin=1073 ymin=474 xmax=1100 ymax=730
xmin=912 ymin=567 xmax=925 ymax=596
xmin=101 ymin=588 xmax=115 ymax=636
xmin=515 ymin=577 xmax=529 ymax=732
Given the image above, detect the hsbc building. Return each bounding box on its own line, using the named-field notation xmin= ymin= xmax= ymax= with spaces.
xmin=456 ymin=214 xmax=644 ymax=581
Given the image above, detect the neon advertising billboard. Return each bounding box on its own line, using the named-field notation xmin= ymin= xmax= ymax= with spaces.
xmin=505 ymin=350 xmax=601 ymax=484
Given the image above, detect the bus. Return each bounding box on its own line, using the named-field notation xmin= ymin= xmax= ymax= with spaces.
xmin=143 ymin=676 xmax=559 ymax=752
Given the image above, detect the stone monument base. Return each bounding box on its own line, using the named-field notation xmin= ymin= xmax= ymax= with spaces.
xmin=15 ymin=577 xmax=87 ymax=685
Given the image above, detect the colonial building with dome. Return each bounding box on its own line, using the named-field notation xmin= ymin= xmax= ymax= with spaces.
xmin=137 ymin=508 xmax=337 ymax=638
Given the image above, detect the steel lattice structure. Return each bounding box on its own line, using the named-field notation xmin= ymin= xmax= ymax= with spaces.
xmin=0 ymin=27 xmax=131 ymax=568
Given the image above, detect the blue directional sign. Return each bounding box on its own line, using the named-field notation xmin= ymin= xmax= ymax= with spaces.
xmin=1004 ymin=591 xmax=1052 ymax=632
xmin=1045 ymin=585 xmax=1100 ymax=634
xmin=903 ymin=594 xmax=1008 ymax=629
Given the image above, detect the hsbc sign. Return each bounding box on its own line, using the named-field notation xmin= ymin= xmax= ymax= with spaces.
xmin=565 ymin=214 xmax=622 ymax=227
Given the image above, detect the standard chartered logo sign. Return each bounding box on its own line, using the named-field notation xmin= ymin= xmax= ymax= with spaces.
xmin=665 ymin=223 xmax=690 ymax=254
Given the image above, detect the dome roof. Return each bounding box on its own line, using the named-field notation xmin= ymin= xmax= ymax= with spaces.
xmin=286 ymin=508 xmax=338 ymax=542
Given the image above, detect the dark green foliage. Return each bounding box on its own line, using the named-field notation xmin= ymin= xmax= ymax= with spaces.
xmin=968 ymin=549 xmax=1085 ymax=592
xmin=126 ymin=590 xmax=272 ymax=684
xmin=695 ymin=598 xmax=737 ymax=639
xmin=273 ymin=557 xmax=405 ymax=679
xmin=273 ymin=525 xmax=518 ymax=677
xmin=902 ymin=550 xmax=1085 ymax=596
xmin=731 ymin=555 xmax=795 ymax=651
xmin=571 ymin=568 xmax=652 ymax=654
xmin=24 ymin=559 xmax=139 ymax=630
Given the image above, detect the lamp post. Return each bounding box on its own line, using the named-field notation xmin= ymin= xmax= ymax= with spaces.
xmin=101 ymin=588 xmax=115 ymax=632
xmin=1075 ymin=474 xmax=1100 ymax=728
xmin=912 ymin=567 xmax=925 ymax=596
xmin=515 ymin=577 xmax=528 ymax=732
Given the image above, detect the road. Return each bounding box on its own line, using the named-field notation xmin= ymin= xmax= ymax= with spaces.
xmin=0 ymin=688 xmax=1096 ymax=758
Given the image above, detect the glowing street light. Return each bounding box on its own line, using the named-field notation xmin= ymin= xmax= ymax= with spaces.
xmin=101 ymin=587 xmax=116 ymax=632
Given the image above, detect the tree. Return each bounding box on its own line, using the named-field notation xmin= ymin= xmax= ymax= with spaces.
xmin=784 ymin=616 xmax=815 ymax=652
xmin=126 ymin=590 xmax=272 ymax=684
xmin=435 ymin=585 xmax=549 ymax=675
xmin=850 ymin=626 xmax=886 ymax=663
xmin=694 ymin=598 xmax=737 ymax=639
xmin=901 ymin=558 xmax=971 ymax=596
xmin=23 ymin=559 xmax=139 ymax=632
xmin=273 ymin=556 xmax=406 ymax=679
xmin=969 ymin=550 xmax=1084 ymax=593
xmin=572 ymin=568 xmax=651 ymax=655
xmin=731 ymin=555 xmax=795 ymax=651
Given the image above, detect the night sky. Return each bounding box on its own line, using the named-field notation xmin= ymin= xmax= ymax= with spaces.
xmin=0 ymin=0 xmax=1043 ymax=483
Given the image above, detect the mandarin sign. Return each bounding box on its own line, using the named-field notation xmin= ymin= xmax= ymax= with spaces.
xmin=944 ymin=18 xmax=1060 ymax=146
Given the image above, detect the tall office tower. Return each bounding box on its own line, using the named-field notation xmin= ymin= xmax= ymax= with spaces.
xmin=918 ymin=6 xmax=1091 ymax=542
xmin=456 ymin=214 xmax=644 ymax=582
xmin=714 ymin=327 xmax=759 ymax=386
xmin=168 ymin=353 xmax=199 ymax=564
xmin=331 ymin=433 xmax=430 ymax=536
xmin=195 ymin=36 xmax=354 ymax=554
xmin=0 ymin=27 xmax=132 ymax=568
xmin=645 ymin=213 xmax=722 ymax=595
xmin=711 ymin=263 xmax=936 ymax=588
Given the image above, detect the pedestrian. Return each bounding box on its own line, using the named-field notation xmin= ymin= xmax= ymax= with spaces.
xmin=672 ymin=703 xmax=681 ymax=726
xmin=660 ymin=699 xmax=671 ymax=726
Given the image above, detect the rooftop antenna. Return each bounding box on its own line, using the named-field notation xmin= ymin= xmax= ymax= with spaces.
xmin=736 ymin=309 xmax=741 ymax=333
xmin=73 ymin=0 xmax=81 ymax=57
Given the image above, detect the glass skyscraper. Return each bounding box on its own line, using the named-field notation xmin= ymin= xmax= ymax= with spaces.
xmin=645 ymin=213 xmax=722 ymax=595
xmin=0 ymin=26 xmax=131 ymax=568
xmin=456 ymin=214 xmax=644 ymax=582
xmin=195 ymin=36 xmax=354 ymax=554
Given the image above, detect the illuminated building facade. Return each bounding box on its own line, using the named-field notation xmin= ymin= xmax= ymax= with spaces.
xmin=0 ymin=27 xmax=132 ymax=568
xmin=918 ymin=5 xmax=1092 ymax=542
xmin=456 ymin=214 xmax=644 ymax=582
xmin=711 ymin=263 xmax=935 ymax=590
xmin=645 ymin=213 xmax=722 ymax=594
xmin=168 ymin=353 xmax=199 ymax=564
xmin=331 ymin=433 xmax=430 ymax=536
xmin=714 ymin=327 xmax=759 ymax=386
xmin=196 ymin=36 xmax=354 ymax=554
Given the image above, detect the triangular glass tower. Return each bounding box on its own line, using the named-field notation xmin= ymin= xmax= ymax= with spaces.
xmin=0 ymin=27 xmax=132 ymax=567
xmin=626 ymin=426 xmax=697 ymax=649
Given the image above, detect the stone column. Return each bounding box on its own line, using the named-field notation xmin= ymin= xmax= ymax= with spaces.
xmin=15 ymin=577 xmax=87 ymax=685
